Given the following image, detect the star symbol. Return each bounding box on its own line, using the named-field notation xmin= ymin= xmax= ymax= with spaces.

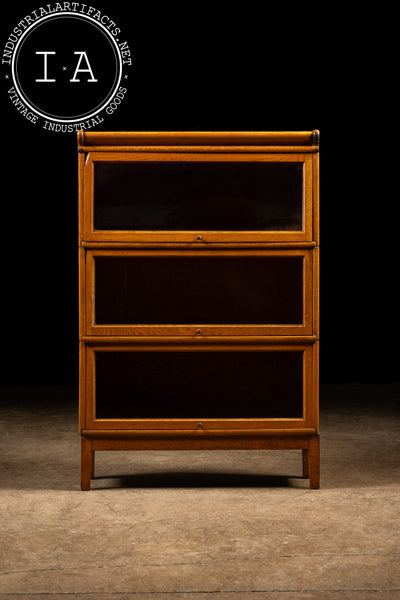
xmin=63 ymin=66 xmax=67 ymax=71
xmin=124 ymin=74 xmax=128 ymax=79
xmin=5 ymin=74 xmax=9 ymax=79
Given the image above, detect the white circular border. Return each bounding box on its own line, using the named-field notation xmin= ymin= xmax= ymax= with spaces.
xmin=11 ymin=11 xmax=123 ymax=123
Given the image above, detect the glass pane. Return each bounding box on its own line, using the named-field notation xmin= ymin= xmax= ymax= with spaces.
xmin=95 ymin=351 xmax=303 ymax=419
xmin=94 ymin=162 xmax=303 ymax=231
xmin=95 ymin=255 xmax=303 ymax=325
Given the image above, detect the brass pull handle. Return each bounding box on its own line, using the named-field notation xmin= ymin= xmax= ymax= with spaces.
xmin=196 ymin=235 xmax=202 ymax=240
xmin=196 ymin=329 xmax=202 ymax=334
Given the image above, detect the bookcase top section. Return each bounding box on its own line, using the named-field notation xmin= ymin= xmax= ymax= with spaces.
xmin=78 ymin=130 xmax=320 ymax=152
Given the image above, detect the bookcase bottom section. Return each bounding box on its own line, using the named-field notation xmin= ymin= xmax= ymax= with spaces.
xmin=81 ymin=433 xmax=320 ymax=490
xmin=81 ymin=343 xmax=318 ymax=426
xmin=80 ymin=342 xmax=319 ymax=489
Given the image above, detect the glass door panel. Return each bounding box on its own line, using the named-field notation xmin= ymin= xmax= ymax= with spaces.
xmin=93 ymin=161 xmax=304 ymax=232
xmin=94 ymin=254 xmax=304 ymax=326
xmin=95 ymin=350 xmax=304 ymax=419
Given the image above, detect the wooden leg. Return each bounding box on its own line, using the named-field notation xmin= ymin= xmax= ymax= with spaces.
xmin=309 ymin=435 xmax=320 ymax=489
xmin=81 ymin=437 xmax=93 ymax=491
xmin=302 ymin=449 xmax=310 ymax=478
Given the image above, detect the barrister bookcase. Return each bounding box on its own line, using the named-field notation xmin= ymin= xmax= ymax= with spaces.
xmin=78 ymin=130 xmax=320 ymax=490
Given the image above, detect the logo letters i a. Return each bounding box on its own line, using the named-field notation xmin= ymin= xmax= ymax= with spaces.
xmin=35 ymin=51 xmax=98 ymax=82
xmin=35 ymin=51 xmax=56 ymax=82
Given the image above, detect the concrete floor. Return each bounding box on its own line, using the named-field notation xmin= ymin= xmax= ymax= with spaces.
xmin=0 ymin=383 xmax=399 ymax=599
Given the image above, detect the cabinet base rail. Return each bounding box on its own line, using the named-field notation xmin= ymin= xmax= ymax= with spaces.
xmin=81 ymin=433 xmax=320 ymax=491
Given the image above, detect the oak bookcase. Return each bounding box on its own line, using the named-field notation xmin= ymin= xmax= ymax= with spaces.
xmin=78 ymin=130 xmax=320 ymax=490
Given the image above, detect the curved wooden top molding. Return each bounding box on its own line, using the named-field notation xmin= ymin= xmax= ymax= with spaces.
xmin=77 ymin=129 xmax=85 ymax=152
xmin=77 ymin=130 xmax=320 ymax=150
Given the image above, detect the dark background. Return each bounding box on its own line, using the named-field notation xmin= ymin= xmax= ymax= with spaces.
xmin=0 ymin=3 xmax=397 ymax=385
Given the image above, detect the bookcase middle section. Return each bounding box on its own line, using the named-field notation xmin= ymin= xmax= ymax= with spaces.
xmin=82 ymin=249 xmax=314 ymax=338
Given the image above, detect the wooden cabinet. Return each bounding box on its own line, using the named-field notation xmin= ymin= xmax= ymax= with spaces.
xmin=78 ymin=130 xmax=320 ymax=490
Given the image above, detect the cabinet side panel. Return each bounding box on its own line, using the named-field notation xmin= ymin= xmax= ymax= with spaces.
xmin=313 ymin=341 xmax=320 ymax=433
xmin=304 ymin=251 xmax=313 ymax=335
xmin=313 ymin=152 xmax=320 ymax=245
xmin=313 ymin=246 xmax=320 ymax=339
xmin=83 ymin=153 xmax=93 ymax=242
xmin=79 ymin=342 xmax=86 ymax=433
xmin=78 ymin=246 xmax=86 ymax=340
xmin=302 ymin=346 xmax=314 ymax=427
xmin=304 ymin=157 xmax=313 ymax=239
xmin=85 ymin=345 xmax=95 ymax=430
xmin=78 ymin=152 xmax=85 ymax=245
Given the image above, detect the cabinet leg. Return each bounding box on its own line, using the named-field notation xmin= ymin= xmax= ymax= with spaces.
xmin=302 ymin=449 xmax=310 ymax=478
xmin=309 ymin=435 xmax=320 ymax=489
xmin=81 ymin=437 xmax=93 ymax=491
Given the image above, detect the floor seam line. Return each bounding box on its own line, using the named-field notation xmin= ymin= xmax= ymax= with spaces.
xmin=2 ymin=551 xmax=400 ymax=575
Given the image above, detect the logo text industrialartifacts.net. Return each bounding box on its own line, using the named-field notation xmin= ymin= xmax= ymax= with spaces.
xmin=3 ymin=2 xmax=132 ymax=132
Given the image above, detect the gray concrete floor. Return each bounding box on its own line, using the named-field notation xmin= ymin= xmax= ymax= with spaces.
xmin=0 ymin=383 xmax=399 ymax=599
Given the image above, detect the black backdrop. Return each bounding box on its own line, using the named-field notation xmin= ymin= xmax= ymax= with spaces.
xmin=0 ymin=3 xmax=397 ymax=385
